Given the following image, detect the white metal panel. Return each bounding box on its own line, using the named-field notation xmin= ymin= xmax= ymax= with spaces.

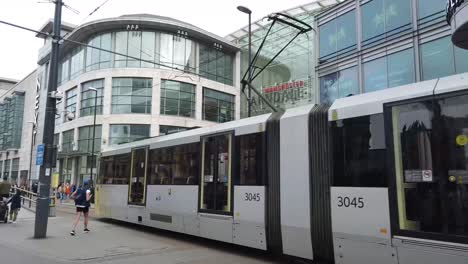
xmin=434 ymin=72 xmax=468 ymax=95
xmin=334 ymin=238 xmax=397 ymax=264
xmin=233 ymin=186 xmax=265 ymax=224
xmin=233 ymin=186 xmax=267 ymax=250
xmin=146 ymin=185 xmax=198 ymax=214
xmin=199 ymin=213 xmax=234 ymax=243
xmin=331 ymin=187 xmax=391 ymax=241
xmin=280 ymin=105 xmax=313 ymax=260
xmin=329 ymin=80 xmax=437 ymax=121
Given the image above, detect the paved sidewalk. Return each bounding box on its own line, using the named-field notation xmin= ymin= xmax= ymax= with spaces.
xmin=0 ymin=209 xmax=280 ymax=264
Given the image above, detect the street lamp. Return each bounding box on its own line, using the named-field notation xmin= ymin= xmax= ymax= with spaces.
xmin=86 ymin=87 xmax=98 ymax=188
xmin=237 ymin=5 xmax=253 ymax=117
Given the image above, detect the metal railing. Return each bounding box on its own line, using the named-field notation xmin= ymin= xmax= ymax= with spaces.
xmin=8 ymin=187 xmax=56 ymax=210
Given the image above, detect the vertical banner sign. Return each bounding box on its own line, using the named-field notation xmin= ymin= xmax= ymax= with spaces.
xmin=36 ymin=144 xmax=45 ymax=166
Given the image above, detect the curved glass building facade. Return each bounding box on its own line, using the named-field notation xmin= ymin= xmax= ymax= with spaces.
xmin=35 ymin=14 xmax=241 ymax=185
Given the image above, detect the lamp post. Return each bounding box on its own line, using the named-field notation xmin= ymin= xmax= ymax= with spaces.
xmin=86 ymin=87 xmax=98 ymax=188
xmin=237 ymin=5 xmax=252 ymax=117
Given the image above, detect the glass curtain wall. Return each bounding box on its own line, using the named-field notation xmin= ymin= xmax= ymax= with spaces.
xmin=0 ymin=93 xmax=24 ymax=150
xmin=80 ymin=79 xmax=104 ymax=117
xmin=58 ymin=30 xmax=234 ymax=86
xmin=10 ymin=158 xmax=19 ymax=182
xmin=199 ymin=44 xmax=234 ymax=85
xmin=160 ymin=33 xmax=196 ymax=71
xmin=4 ymin=159 xmax=10 ymax=179
xmin=160 ymin=80 xmax=196 ymax=117
xmin=320 ymin=67 xmax=358 ymax=104
xmin=363 ymin=48 xmax=415 ymax=92
xmin=237 ymin=13 xmax=315 ymax=117
xmin=112 ymin=78 xmax=152 ymax=114
xmin=417 ymin=0 xmax=446 ymax=27
xmin=109 ymin=124 xmax=150 ymax=145
xmin=361 ymin=0 xmax=412 ymax=47
xmin=420 ymin=36 xmax=468 ymax=81
xmin=65 ymin=88 xmax=77 ymax=121
xmin=61 ymin=129 xmax=74 ymax=153
xmin=319 ymin=9 xmax=357 ymax=62
xmin=78 ymin=125 xmax=102 ymax=153
xmin=203 ymin=88 xmax=235 ymax=123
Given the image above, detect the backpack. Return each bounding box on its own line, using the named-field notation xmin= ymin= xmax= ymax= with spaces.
xmin=74 ymin=188 xmax=86 ymax=207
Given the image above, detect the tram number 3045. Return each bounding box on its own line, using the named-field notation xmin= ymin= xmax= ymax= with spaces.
xmin=245 ymin=193 xmax=261 ymax=202
xmin=337 ymin=196 xmax=364 ymax=208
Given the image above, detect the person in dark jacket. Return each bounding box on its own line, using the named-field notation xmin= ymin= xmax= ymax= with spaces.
xmin=7 ymin=190 xmax=21 ymax=223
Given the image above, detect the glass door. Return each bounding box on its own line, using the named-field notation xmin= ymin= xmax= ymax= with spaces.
xmin=128 ymin=147 xmax=148 ymax=205
xmin=200 ymin=133 xmax=233 ymax=214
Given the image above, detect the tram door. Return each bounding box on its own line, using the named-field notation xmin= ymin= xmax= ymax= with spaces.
xmin=128 ymin=147 xmax=148 ymax=205
xmin=200 ymin=134 xmax=233 ymax=214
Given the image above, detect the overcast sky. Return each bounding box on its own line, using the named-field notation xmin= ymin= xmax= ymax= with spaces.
xmin=0 ymin=0 xmax=316 ymax=80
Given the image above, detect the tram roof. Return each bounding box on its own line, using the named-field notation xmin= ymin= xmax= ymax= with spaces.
xmin=329 ymin=72 xmax=468 ymax=121
xmin=101 ymin=113 xmax=272 ymax=157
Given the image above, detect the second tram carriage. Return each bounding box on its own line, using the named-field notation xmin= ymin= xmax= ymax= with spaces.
xmin=95 ymin=72 xmax=468 ymax=263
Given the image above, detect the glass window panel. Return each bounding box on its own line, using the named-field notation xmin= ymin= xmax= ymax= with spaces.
xmin=338 ymin=67 xmax=359 ymax=98
xmin=364 ymin=57 xmax=388 ymax=92
xmin=362 ymin=0 xmax=385 ymax=41
xmin=319 ymin=20 xmax=336 ymax=58
xmin=160 ymin=33 xmax=174 ymax=67
xmin=112 ymin=77 xmax=152 ymax=114
xmin=420 ymin=36 xmax=455 ymax=80
xmin=141 ymin=32 xmax=156 ymax=68
xmin=418 ymin=0 xmax=445 ymax=19
xmin=203 ymin=88 xmax=235 ymax=123
xmin=320 ymin=73 xmax=338 ymax=104
xmin=388 ymin=48 xmax=415 ymax=88
xmin=127 ymin=31 xmax=142 ymax=68
xmin=337 ymin=10 xmax=357 ymax=52
xmin=332 ymin=114 xmax=387 ymax=187
xmin=90 ymin=35 xmax=101 ymax=71
xmin=455 ymin=46 xmax=468 ymax=74
xmin=100 ymin=33 xmax=112 ymax=68
xmin=385 ymin=0 xmax=411 ymax=33
xmin=114 ymin=31 xmax=128 ymax=67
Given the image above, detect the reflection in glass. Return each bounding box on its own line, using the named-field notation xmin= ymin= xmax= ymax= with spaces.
xmin=332 ymin=114 xmax=387 ymax=187
xmin=361 ymin=0 xmax=411 ymax=44
xmin=320 ymin=67 xmax=358 ymax=104
xmin=203 ymin=88 xmax=235 ymax=123
xmin=160 ymin=80 xmax=196 ymax=118
xmin=364 ymin=57 xmax=387 ymax=93
xmin=112 ymin=78 xmax=152 ymax=114
xmin=109 ymin=124 xmax=150 ymax=145
xmin=319 ymin=10 xmax=357 ymax=58
xmin=420 ymin=36 xmax=455 ymax=80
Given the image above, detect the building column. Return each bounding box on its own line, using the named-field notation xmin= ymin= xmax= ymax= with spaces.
xmin=195 ymin=84 xmax=203 ymax=120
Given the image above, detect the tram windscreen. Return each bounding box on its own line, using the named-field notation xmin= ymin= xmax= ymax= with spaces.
xmin=392 ymin=94 xmax=468 ymax=239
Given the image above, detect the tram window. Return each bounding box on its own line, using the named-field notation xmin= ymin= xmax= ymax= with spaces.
xmin=393 ymin=95 xmax=468 ymax=239
xmin=99 ymin=156 xmax=114 ymax=184
xmin=332 ymin=114 xmax=387 ymax=187
xmin=236 ymin=133 xmax=264 ymax=185
xmin=148 ymin=143 xmax=199 ymax=185
xmin=113 ymin=154 xmax=130 ymax=184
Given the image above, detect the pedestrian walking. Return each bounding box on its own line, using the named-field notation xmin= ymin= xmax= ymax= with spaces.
xmin=0 ymin=177 xmax=11 ymax=199
xmin=70 ymin=180 xmax=92 ymax=236
xmin=65 ymin=183 xmax=71 ymax=200
xmin=7 ymin=189 xmax=21 ymax=223
xmin=58 ymin=183 xmax=64 ymax=204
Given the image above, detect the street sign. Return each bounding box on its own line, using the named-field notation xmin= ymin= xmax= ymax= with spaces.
xmin=36 ymin=144 xmax=45 ymax=166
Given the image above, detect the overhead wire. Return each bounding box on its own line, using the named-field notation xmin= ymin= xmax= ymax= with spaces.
xmin=0 ymin=19 xmax=212 ymax=85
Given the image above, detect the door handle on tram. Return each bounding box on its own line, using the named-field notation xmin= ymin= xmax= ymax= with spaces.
xmin=168 ymin=188 xmax=172 ymax=196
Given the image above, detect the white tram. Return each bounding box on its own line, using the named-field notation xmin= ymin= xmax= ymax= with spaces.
xmin=96 ymin=72 xmax=468 ymax=263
